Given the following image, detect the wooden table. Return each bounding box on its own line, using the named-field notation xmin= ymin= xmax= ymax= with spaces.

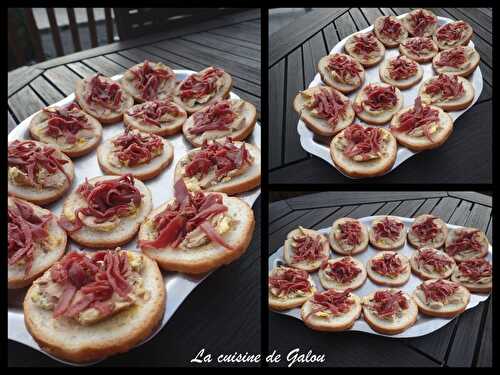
xmin=269 ymin=8 xmax=492 ymax=184
xmin=8 ymin=9 xmax=261 ymax=367
xmin=269 ymin=191 xmax=492 ymax=367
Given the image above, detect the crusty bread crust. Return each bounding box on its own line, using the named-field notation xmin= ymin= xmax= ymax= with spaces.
xmin=317 ymin=53 xmax=365 ymax=94
xmin=23 ymin=251 xmax=165 ymax=363
xmin=413 ymin=281 xmax=470 ymax=318
xmin=366 ymin=251 xmax=411 ymax=287
xmin=328 ymin=217 xmax=369 ymax=255
xmin=399 ymin=37 xmax=439 ymax=63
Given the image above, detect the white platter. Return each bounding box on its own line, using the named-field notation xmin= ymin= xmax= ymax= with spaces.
xmin=8 ymin=70 xmax=261 ymax=365
xmin=268 ymin=216 xmax=491 ymax=338
xmin=297 ymin=15 xmax=483 ymax=179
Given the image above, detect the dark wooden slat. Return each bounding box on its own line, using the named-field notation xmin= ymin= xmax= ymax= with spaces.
xmin=86 ymin=8 xmax=98 ymax=48
xmin=460 ymin=203 xmax=492 ymax=230
xmin=8 ymin=111 xmax=17 ymax=133
xmin=181 ymin=33 xmax=260 ymax=61
xmin=322 ymin=23 xmax=340 ymax=51
xmin=29 ymin=76 xmax=65 ymax=105
xmin=209 ymin=24 xmax=260 ymax=45
xmin=83 ymin=55 xmax=127 ymax=77
xmin=269 ymin=8 xmax=348 ymax=66
xmin=104 ymin=53 xmax=138 ymax=69
xmin=477 ymin=82 xmax=492 ymax=103
xmin=204 ymin=30 xmax=261 ymax=51
xmin=448 ymin=200 xmax=473 ymax=226
xmin=8 ymin=86 xmax=45 ymax=122
xmin=66 ymin=61 xmax=97 ymax=78
xmin=66 ymin=8 xmax=82 ymax=52
xmin=8 ymin=17 xmax=25 ymax=66
xmin=428 ymin=197 xmax=460 ymax=221
xmin=104 ymin=8 xmax=114 ymax=44
xmin=476 ymin=299 xmax=492 ymax=366
xmin=46 ymin=8 xmax=63 ymax=56
xmin=269 ymin=210 xmax=309 ymax=237
xmin=379 ymin=8 xmax=397 ymax=16
xmin=335 ymin=11 xmax=358 ymax=39
xmin=391 ymin=199 xmax=425 ymax=217
xmin=284 ymin=47 xmax=308 ymax=164
xmin=345 ymin=202 xmax=385 ymax=218
xmin=486 ymin=218 xmax=492 ymax=243
xmin=477 ymin=8 xmax=492 ymax=18
xmin=8 ymin=66 xmax=44 ymax=97
xmin=391 ymin=8 xmax=413 ymax=16
xmin=43 ymin=65 xmax=82 ymax=95
xmin=412 ymin=198 xmax=440 ymax=217
xmin=440 ymin=8 xmax=491 ymax=45
xmin=269 ymin=200 xmax=292 ymax=223
xmin=374 ymin=200 xmax=401 ymax=215
xmin=301 ymin=30 xmax=327 ymax=86
xmin=360 ymin=7 xmax=384 ymax=24
xmin=312 ymin=205 xmax=359 ymax=230
xmin=23 ymin=8 xmax=44 ymax=62
xmin=269 ymin=60 xmax=285 ymax=169
xmin=447 ymin=192 xmax=492 ymax=207
xmin=349 ymin=7 xmax=370 ymax=29
xmin=453 ymin=8 xmax=492 ymax=34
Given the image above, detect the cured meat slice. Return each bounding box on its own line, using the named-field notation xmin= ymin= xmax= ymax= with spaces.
xmin=43 ymin=103 xmax=92 ymax=144
xmin=373 ymin=217 xmax=404 ymax=241
xmin=371 ymin=253 xmax=406 ymax=277
xmin=269 ymin=267 xmax=311 ymax=295
xmin=321 ymin=258 xmax=361 ymax=284
xmin=420 ymin=279 xmax=459 ymax=303
xmin=393 ymin=97 xmax=440 ymax=141
xmin=388 ymin=56 xmax=418 ymax=80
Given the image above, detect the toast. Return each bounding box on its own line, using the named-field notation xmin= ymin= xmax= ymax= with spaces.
xmin=418 ymin=74 xmax=474 ymax=112
xmin=410 ymin=247 xmax=456 ymax=280
xmin=366 ymin=251 xmax=411 ymax=287
xmin=399 ymin=37 xmax=439 ymax=63
xmin=373 ymin=15 xmax=408 ymax=47
xmin=282 ymin=227 xmax=330 ymax=272
xmin=379 ymin=55 xmax=423 ymax=90
xmin=451 ymin=258 xmax=492 ymax=293
xmin=407 ymin=214 xmax=448 ymax=249
xmin=413 ymin=279 xmax=470 ymax=318
xmin=329 ymin=217 xmax=369 ymax=255
xmin=344 ymin=32 xmax=385 ymax=67
xmin=269 ymin=266 xmax=316 ymax=311
xmin=445 ymin=227 xmax=489 ymax=262
xmin=432 ymin=46 xmax=480 ymax=77
xmin=353 ymin=83 xmax=403 ymax=125
xmin=433 ymin=21 xmax=473 ymax=51
xmin=369 ymin=216 xmax=406 ymax=250
xmin=401 ymin=9 xmax=438 ymax=37
xmin=318 ymin=257 xmax=367 ymax=291
xmin=317 ymin=53 xmax=365 ymax=93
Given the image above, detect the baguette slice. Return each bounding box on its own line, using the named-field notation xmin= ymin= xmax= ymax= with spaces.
xmin=362 ymin=289 xmax=418 ymax=335
xmin=399 ymin=37 xmax=439 ymax=63
xmin=268 ymin=266 xmax=316 ymax=311
xmin=283 ymin=227 xmax=330 ymax=272
xmin=138 ymin=194 xmax=255 ymax=274
xmin=401 ymin=9 xmax=438 ymax=37
xmin=418 ymin=74 xmax=474 ymax=111
xmin=369 ymin=216 xmax=406 ymax=250
xmin=433 ymin=21 xmax=474 ymax=51
xmin=366 ymin=251 xmax=411 ymax=287
xmin=8 ymin=140 xmax=75 ymax=206
xmin=407 ymin=214 xmax=448 ymax=249
xmin=344 ymin=32 xmax=385 ymax=67
xmin=61 ymin=176 xmax=152 ymax=249
xmin=373 ymin=15 xmax=408 ymax=47
xmin=8 ymin=197 xmax=67 ymax=289
xmin=413 ymin=279 xmax=470 ymax=318
xmin=432 ymin=46 xmax=480 ymax=77
xmin=174 ymin=141 xmax=261 ymax=195
xmin=451 ymin=258 xmax=492 ymax=293
xmin=29 ymin=105 xmax=102 ymax=158
xmin=353 ymin=83 xmax=403 ymax=125
xmin=75 ymin=75 xmax=134 ymax=124
xmin=317 ymin=53 xmax=365 ymax=93
xmin=293 ymin=86 xmax=355 ymax=137
xmin=301 ymin=292 xmax=361 ymax=332
xmin=445 ymin=227 xmax=489 ymax=262
xmin=410 ymin=247 xmax=456 ymax=280
xmin=319 ymin=257 xmax=367 ymax=291
xmin=182 ymin=99 xmax=257 ymax=147
xmin=379 ymin=55 xmax=423 ymax=90
xmin=23 ymin=250 xmax=165 ymax=363
xmin=329 ymin=217 xmax=369 ymax=255
xmin=97 ymin=130 xmax=174 ymax=181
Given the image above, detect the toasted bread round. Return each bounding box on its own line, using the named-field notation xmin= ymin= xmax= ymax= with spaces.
xmin=293 ymin=86 xmax=355 ymax=137
xmin=401 ymin=9 xmax=438 ymax=37
xmin=418 ymin=74 xmax=474 ymax=111
xmin=413 ymin=279 xmax=470 ymax=318
xmin=283 ymin=227 xmax=330 ymax=272
xmin=433 ymin=21 xmax=474 ymax=51
xmin=344 ymin=32 xmax=385 ymax=67
xmin=174 ymin=68 xmax=232 ymax=114
xmin=368 ymin=216 xmax=406 ymax=250
xmin=362 ymin=289 xmax=418 ymax=335
xmin=75 ymin=75 xmax=134 ymax=124
xmin=138 ymin=194 xmax=255 ymax=274
xmin=61 ymin=176 xmax=152 ymax=249
xmin=182 ymin=99 xmax=257 ymax=147
xmin=268 ymin=266 xmax=316 ymax=311
xmin=23 ymin=251 xmax=165 ymax=363
xmin=330 ymin=126 xmax=397 ymax=178
xmin=8 ymin=197 xmax=67 ymax=289
xmin=123 ymin=100 xmax=187 ymax=137
xmin=301 ymin=292 xmax=361 ymax=332
xmin=410 ymin=247 xmax=456 ymax=280
xmin=390 ymin=103 xmax=453 ymax=152
xmin=121 ymin=61 xmax=176 ymax=103
xmin=366 ymin=251 xmax=411 ymax=287
xmin=451 ymin=258 xmax=492 ymax=293
xmin=407 ymin=214 xmax=448 ymax=249
xmin=319 ymin=257 xmax=367 ymax=291
xmin=399 ymin=37 xmax=439 ymax=63
xmin=174 ymin=141 xmax=261 ymax=195
xmin=29 ymin=106 xmax=102 ymax=158
xmin=445 ymin=227 xmax=489 ymax=262
xmin=373 ymin=15 xmax=408 ymax=47
xmin=353 ymin=83 xmax=403 ymax=125
xmin=8 ymin=140 xmax=75 ymax=206
xmin=329 ymin=217 xmax=369 ymax=255
xmin=432 ymin=46 xmax=480 ymax=77
xmin=379 ymin=55 xmax=423 ymax=90
xmin=97 ymin=130 xmax=174 ymax=181
xmin=317 ymin=53 xmax=365 ymax=93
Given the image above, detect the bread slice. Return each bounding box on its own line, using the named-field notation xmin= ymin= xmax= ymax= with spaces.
xmin=329 ymin=217 xmax=369 ymax=255
xmin=410 ymin=247 xmax=456 ymax=280
xmin=344 ymin=32 xmax=386 ymax=67
xmin=353 ymin=83 xmax=403 ymax=125
xmin=390 ymin=104 xmax=453 ymax=152
xmin=433 ymin=21 xmax=474 ymax=51
xmin=450 ymin=259 xmax=492 ymax=293
xmin=373 ymin=16 xmax=408 ymax=47
xmin=138 ymin=194 xmax=255 ymax=274
xmin=407 ymin=214 xmax=448 ymax=249
xmin=432 ymin=46 xmax=480 ymax=77
xmin=368 ymin=216 xmax=406 ymax=250
xmin=61 ymin=176 xmax=152 ymax=249
xmin=8 ymin=197 xmax=67 ymax=289
xmin=97 ymin=131 xmax=174 ymax=181
xmin=23 ymin=251 xmax=165 ymax=363
xmin=182 ymin=99 xmax=257 ymax=148
xmin=121 ymin=61 xmax=176 ymax=103
xmin=75 ymin=75 xmax=134 ymax=124
xmin=174 ymin=141 xmax=261 ymax=195
xmin=367 ymin=251 xmax=411 ymax=287
xmin=8 ymin=141 xmax=75 ymax=206
xmin=301 ymin=293 xmax=361 ymax=332
xmin=418 ymin=74 xmax=474 ymax=111
xmin=379 ymin=56 xmax=423 ymax=90
xmin=29 ymin=107 xmax=103 ymax=158
xmin=282 ymin=227 xmax=330 ymax=272
xmin=318 ymin=257 xmax=367 ymax=291
xmin=268 ymin=267 xmax=316 ymax=311
xmin=317 ymin=53 xmax=365 ymax=94
xmin=445 ymin=227 xmax=489 ymax=262
xmin=362 ymin=290 xmax=418 ymax=335
xmin=401 ymin=9 xmax=438 ymax=37
xmin=174 ymin=68 xmax=233 ymax=114
xmin=123 ymin=100 xmax=187 ymax=137
xmin=293 ymin=86 xmax=355 ymax=137
xmin=330 ymin=127 xmax=397 ymax=178
xmin=399 ymin=37 xmax=439 ymax=63
xmin=413 ymin=280 xmax=470 ymax=318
